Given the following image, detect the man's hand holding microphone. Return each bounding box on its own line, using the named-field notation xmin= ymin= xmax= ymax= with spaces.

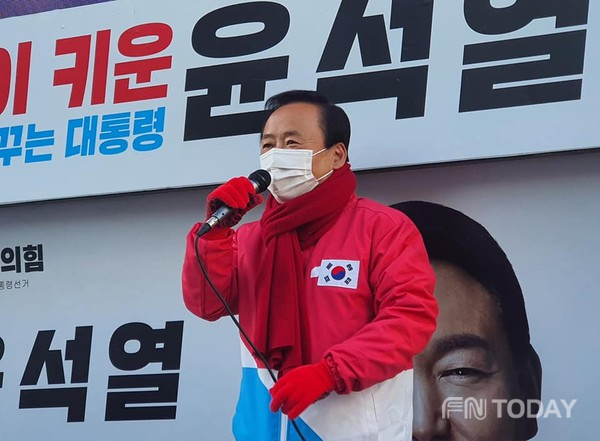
xmin=198 ymin=169 xmax=271 ymax=240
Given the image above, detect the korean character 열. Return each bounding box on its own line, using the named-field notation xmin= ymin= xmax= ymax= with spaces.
xmin=1 ymin=246 xmax=22 ymax=273
xmin=105 ymin=321 xmax=183 ymax=421
xmin=19 ymin=326 xmax=93 ymax=422
xmin=23 ymin=244 xmax=43 ymax=272
xmin=460 ymin=0 xmax=589 ymax=112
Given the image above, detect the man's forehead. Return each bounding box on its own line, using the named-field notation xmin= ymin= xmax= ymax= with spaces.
xmin=265 ymin=102 xmax=320 ymax=123
xmin=263 ymin=103 xmax=324 ymax=139
xmin=261 ymin=129 xmax=302 ymax=140
xmin=431 ymin=261 xmax=506 ymax=351
xmin=428 ymin=333 xmax=493 ymax=358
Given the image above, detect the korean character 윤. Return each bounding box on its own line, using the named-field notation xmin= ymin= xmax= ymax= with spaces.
xmin=0 ymin=125 xmax=24 ymax=166
xmin=184 ymin=57 xmax=287 ymax=140
xmin=19 ymin=326 xmax=92 ymax=422
xmin=24 ymin=124 xmax=53 ymax=163
xmin=132 ymin=107 xmax=165 ymax=151
xmin=23 ymin=244 xmax=43 ymax=273
xmin=98 ymin=112 xmax=130 ymax=155
xmin=66 ymin=115 xmax=98 ymax=157
xmin=184 ymin=2 xmax=290 ymax=141
xmin=1 ymin=246 xmax=22 ymax=273
xmin=105 ymin=321 xmax=183 ymax=421
xmin=113 ymin=23 xmax=173 ymax=104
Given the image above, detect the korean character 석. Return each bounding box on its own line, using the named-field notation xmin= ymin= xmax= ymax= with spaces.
xmin=19 ymin=326 xmax=93 ymax=422
xmin=317 ymin=0 xmax=434 ymax=120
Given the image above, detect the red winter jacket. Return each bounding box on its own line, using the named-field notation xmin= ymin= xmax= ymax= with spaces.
xmin=182 ymin=194 xmax=437 ymax=393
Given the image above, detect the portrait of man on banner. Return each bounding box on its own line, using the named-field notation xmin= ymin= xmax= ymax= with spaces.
xmin=393 ymin=201 xmax=543 ymax=441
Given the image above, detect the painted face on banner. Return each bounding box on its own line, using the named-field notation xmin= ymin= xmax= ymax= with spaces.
xmin=412 ymin=261 xmax=534 ymax=441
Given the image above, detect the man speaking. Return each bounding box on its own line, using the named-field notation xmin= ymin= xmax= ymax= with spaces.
xmin=182 ymin=90 xmax=438 ymax=441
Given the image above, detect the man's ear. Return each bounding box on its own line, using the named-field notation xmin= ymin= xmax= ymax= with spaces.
xmin=331 ymin=142 xmax=348 ymax=169
xmin=519 ymin=344 xmax=542 ymax=439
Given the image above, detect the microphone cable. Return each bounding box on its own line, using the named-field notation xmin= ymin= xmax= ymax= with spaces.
xmin=194 ymin=230 xmax=308 ymax=441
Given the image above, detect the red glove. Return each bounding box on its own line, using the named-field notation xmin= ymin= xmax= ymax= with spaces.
xmin=203 ymin=177 xmax=263 ymax=239
xmin=269 ymin=360 xmax=335 ymax=420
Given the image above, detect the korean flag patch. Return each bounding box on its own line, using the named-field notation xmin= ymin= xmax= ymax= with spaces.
xmin=311 ymin=259 xmax=360 ymax=289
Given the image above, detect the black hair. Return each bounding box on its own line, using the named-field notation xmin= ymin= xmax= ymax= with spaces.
xmin=392 ymin=200 xmax=534 ymax=368
xmin=263 ymin=90 xmax=350 ymax=158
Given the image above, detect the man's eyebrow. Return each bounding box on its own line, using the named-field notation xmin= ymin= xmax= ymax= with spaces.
xmin=261 ymin=130 xmax=302 ymax=140
xmin=430 ymin=334 xmax=493 ymax=358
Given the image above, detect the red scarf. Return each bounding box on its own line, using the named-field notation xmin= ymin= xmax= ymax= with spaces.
xmin=253 ymin=163 xmax=356 ymax=376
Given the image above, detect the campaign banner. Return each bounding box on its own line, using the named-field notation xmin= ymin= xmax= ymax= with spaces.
xmin=0 ymin=0 xmax=598 ymax=205
xmin=1 ymin=150 xmax=599 ymax=440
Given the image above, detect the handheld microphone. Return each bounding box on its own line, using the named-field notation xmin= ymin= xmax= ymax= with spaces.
xmin=197 ymin=169 xmax=271 ymax=237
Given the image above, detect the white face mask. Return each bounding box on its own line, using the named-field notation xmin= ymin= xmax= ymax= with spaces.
xmin=259 ymin=147 xmax=333 ymax=203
